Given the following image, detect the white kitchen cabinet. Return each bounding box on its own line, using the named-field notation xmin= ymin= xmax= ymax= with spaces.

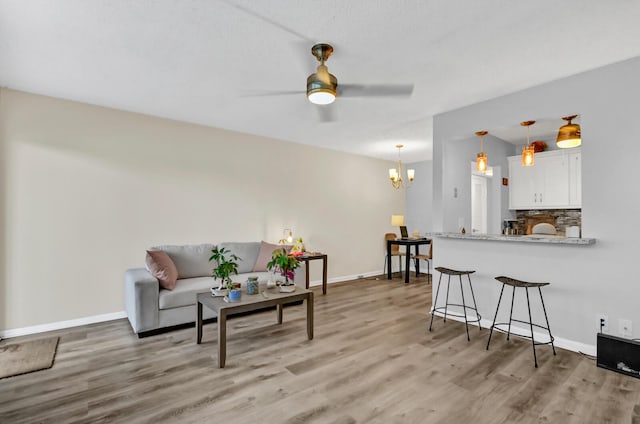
xmin=508 ymin=158 xmax=538 ymax=208
xmin=568 ymin=151 xmax=582 ymax=207
xmin=508 ymin=149 xmax=580 ymax=210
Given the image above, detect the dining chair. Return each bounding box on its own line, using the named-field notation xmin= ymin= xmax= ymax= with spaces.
xmin=384 ymin=233 xmax=406 ymax=277
xmin=412 ymin=241 xmax=432 ymax=281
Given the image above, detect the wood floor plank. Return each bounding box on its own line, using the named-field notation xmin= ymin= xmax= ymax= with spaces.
xmin=1 ymin=275 xmax=639 ymax=423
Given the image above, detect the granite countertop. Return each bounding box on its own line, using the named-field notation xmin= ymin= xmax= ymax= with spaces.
xmin=429 ymin=232 xmax=596 ymax=245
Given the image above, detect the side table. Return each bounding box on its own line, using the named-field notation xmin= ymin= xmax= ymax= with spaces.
xmin=296 ymin=253 xmax=328 ymax=295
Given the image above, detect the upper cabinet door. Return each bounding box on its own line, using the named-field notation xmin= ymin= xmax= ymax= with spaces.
xmin=509 ymin=157 xmax=538 ymax=209
xmin=540 ymin=154 xmax=569 ymax=207
xmin=508 ymin=149 xmax=580 ymax=210
xmin=568 ymin=151 xmax=582 ymax=207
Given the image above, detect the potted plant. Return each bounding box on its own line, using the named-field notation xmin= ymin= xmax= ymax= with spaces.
xmin=291 ymin=237 xmax=305 ymax=253
xmin=267 ymin=247 xmax=300 ymax=286
xmin=209 ymin=247 xmax=241 ymax=296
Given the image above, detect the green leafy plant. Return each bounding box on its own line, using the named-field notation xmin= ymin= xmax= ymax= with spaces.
xmin=210 ymin=247 xmax=241 ymax=290
xmin=267 ymin=247 xmax=300 ymax=283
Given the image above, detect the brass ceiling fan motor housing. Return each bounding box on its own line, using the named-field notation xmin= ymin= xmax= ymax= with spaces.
xmin=307 ymin=44 xmax=338 ymax=104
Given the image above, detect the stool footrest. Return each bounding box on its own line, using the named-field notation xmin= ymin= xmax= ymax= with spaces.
xmin=432 ymin=305 xmax=481 ymax=324
xmin=490 ymin=322 xmax=555 ymax=346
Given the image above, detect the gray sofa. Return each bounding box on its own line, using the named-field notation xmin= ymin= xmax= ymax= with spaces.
xmin=124 ymin=242 xmax=306 ymax=336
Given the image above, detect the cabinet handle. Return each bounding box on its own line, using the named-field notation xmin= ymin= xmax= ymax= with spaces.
xmin=540 ymin=193 xmax=543 ymax=202
xmin=534 ymin=193 xmax=537 ymax=203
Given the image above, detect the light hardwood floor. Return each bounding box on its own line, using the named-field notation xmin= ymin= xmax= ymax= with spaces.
xmin=1 ymin=274 xmax=639 ymax=424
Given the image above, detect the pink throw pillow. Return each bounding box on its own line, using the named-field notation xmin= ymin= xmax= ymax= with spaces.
xmin=253 ymin=241 xmax=292 ymax=272
xmin=146 ymin=250 xmax=178 ymax=290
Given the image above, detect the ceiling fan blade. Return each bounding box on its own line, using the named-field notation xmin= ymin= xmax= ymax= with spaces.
xmin=220 ymin=0 xmax=315 ymax=43
xmin=240 ymin=90 xmax=304 ymax=98
xmin=338 ymin=84 xmax=414 ymax=98
xmin=316 ymin=105 xmax=336 ymax=123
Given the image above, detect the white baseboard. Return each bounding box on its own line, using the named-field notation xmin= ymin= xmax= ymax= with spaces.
xmin=430 ymin=310 xmax=597 ymax=356
xmin=308 ymin=270 xmax=382 ymax=287
xmin=0 ymin=311 xmax=127 ymax=339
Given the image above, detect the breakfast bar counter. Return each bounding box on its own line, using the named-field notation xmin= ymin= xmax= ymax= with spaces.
xmin=430 ymin=232 xmax=596 ymax=245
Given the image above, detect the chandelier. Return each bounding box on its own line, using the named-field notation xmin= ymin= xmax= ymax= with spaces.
xmin=389 ymin=144 xmax=414 ymax=189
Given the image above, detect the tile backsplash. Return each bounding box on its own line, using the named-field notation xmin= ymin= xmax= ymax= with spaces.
xmin=515 ymin=209 xmax=581 ymax=236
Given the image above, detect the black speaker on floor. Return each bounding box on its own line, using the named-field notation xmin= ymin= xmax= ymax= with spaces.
xmin=596 ymin=333 xmax=640 ymax=379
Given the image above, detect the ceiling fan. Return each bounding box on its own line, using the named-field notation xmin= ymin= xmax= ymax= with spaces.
xmin=305 ymin=43 xmax=414 ymax=105
xmin=245 ymin=43 xmax=414 ymax=121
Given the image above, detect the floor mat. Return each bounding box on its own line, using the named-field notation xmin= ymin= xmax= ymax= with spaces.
xmin=0 ymin=336 xmax=59 ymax=379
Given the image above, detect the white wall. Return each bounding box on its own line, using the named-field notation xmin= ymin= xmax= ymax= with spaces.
xmin=432 ymin=56 xmax=640 ymax=347
xmin=405 ymin=160 xmax=433 ymax=235
xmin=0 ymin=89 xmax=405 ymax=332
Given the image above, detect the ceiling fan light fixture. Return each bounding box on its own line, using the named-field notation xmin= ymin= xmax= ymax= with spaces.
xmin=307 ymin=70 xmax=337 ymax=105
xmin=307 ymin=89 xmax=336 ymax=105
xmin=556 ymin=115 xmax=581 ymax=148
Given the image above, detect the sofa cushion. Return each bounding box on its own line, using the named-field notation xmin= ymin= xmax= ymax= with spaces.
xmin=253 ymin=241 xmax=291 ymax=272
xmin=217 ymin=242 xmax=260 ymax=274
xmin=152 ymin=243 xmax=214 ymax=279
xmin=159 ymin=277 xmax=215 ymax=310
xmin=145 ymin=250 xmax=178 ymax=290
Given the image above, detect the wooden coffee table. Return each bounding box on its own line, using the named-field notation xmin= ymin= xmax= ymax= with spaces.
xmin=196 ymin=288 xmax=314 ymax=368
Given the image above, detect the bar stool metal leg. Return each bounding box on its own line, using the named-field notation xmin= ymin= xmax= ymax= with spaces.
xmin=486 ymin=283 xmax=505 ymax=350
xmin=538 ymin=287 xmax=557 ymax=356
xmin=466 ymin=273 xmax=482 ymax=331
xmin=525 ymin=287 xmax=539 ymax=367
xmin=458 ymin=274 xmax=470 ymax=341
xmin=429 ymin=272 xmax=444 ymax=331
xmin=507 ymin=285 xmax=516 ymax=340
xmin=443 ymin=274 xmax=452 ymax=322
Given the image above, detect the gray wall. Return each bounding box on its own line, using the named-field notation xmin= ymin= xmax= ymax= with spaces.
xmin=432 ymin=55 xmax=640 ymax=346
xmin=405 ymin=160 xmax=433 ymax=235
xmin=441 ymin=134 xmax=515 ymax=233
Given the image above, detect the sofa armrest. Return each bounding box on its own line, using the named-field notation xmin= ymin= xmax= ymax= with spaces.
xmin=124 ymin=268 xmax=160 ymax=334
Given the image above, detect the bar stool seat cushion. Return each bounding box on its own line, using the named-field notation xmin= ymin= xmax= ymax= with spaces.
xmin=435 ymin=267 xmax=475 ymax=276
xmin=495 ymin=276 xmax=549 ymax=288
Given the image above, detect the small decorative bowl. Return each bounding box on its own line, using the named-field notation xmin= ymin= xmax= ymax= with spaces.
xmin=279 ymin=285 xmax=296 ymax=293
xmin=211 ymin=288 xmax=228 ymax=297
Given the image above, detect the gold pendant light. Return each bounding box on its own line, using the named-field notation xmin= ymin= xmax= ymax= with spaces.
xmin=556 ymin=115 xmax=581 ymax=148
xmin=475 ymin=131 xmax=488 ymax=172
xmin=521 ymin=120 xmax=536 ymax=167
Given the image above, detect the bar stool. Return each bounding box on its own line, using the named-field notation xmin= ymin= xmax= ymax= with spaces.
xmin=486 ymin=276 xmax=556 ymax=368
xmin=429 ymin=267 xmax=481 ymax=341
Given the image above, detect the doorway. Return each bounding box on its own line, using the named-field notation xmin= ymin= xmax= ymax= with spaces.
xmin=471 ymin=174 xmax=487 ymax=235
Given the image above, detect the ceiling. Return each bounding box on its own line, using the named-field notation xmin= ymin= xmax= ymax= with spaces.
xmin=1 ymin=1 xmax=639 ymax=162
